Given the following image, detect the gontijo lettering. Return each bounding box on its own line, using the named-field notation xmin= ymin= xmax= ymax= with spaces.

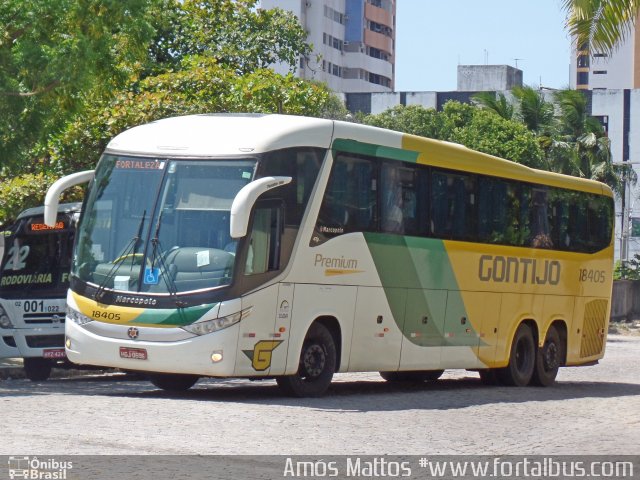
xmin=479 ymin=254 xmax=561 ymax=285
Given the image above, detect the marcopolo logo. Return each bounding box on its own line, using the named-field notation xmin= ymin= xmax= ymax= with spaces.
xmin=8 ymin=456 xmax=72 ymax=480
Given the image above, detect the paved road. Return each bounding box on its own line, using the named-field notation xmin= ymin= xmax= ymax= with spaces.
xmin=1 ymin=335 xmax=639 ymax=455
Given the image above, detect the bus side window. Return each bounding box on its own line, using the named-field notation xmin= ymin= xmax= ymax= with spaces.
xmin=317 ymin=154 xmax=377 ymax=234
xmin=245 ymin=205 xmax=282 ymax=275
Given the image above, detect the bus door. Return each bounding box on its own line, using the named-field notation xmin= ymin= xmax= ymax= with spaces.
xmin=235 ymin=200 xmax=288 ymax=376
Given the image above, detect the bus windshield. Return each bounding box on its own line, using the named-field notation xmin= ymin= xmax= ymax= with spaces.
xmin=73 ymin=154 xmax=256 ymax=294
xmin=0 ymin=217 xmax=74 ymax=297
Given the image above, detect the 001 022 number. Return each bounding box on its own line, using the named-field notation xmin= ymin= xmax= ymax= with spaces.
xmin=579 ymin=269 xmax=606 ymax=283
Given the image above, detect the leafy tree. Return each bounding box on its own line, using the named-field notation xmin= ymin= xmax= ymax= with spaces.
xmin=614 ymin=253 xmax=640 ymax=280
xmin=551 ymin=89 xmax=634 ymax=192
xmin=472 ymin=92 xmax=515 ymax=121
xmin=147 ymin=0 xmax=311 ymax=75
xmin=511 ymin=86 xmax=555 ymax=134
xmin=362 ymin=103 xmax=544 ymax=168
xmin=0 ymin=0 xmax=156 ymax=172
xmin=47 ymin=59 xmax=346 ymax=174
xmin=563 ymin=0 xmax=639 ymax=55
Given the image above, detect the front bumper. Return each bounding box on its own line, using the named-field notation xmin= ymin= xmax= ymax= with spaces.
xmin=0 ymin=325 xmax=65 ymax=359
xmin=65 ymin=320 xmax=240 ymax=376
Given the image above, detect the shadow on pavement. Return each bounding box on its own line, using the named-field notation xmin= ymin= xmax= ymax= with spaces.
xmin=2 ymin=372 xmax=640 ymax=412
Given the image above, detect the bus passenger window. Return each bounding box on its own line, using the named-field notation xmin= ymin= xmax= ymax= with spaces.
xmin=317 ymin=154 xmax=376 ymax=235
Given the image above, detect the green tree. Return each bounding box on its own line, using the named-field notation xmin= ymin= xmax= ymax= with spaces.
xmin=472 ymin=92 xmax=515 ymax=121
xmin=147 ymin=0 xmax=311 ymax=75
xmin=363 ymin=102 xmax=544 ymax=168
xmin=47 ymin=59 xmax=346 ymax=174
xmin=563 ymin=0 xmax=639 ymax=55
xmin=0 ymin=0 xmax=156 ymax=172
xmin=551 ymin=89 xmax=634 ymax=192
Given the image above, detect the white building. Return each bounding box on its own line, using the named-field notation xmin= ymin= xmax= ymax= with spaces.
xmin=260 ymin=0 xmax=395 ymax=93
xmin=569 ymin=15 xmax=640 ymax=90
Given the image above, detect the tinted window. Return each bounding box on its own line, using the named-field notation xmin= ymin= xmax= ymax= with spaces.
xmin=317 ymin=154 xmax=377 ymax=234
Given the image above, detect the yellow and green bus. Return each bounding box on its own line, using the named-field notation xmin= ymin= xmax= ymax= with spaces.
xmin=44 ymin=114 xmax=614 ymax=396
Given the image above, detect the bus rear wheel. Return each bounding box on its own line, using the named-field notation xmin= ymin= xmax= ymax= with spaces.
xmin=149 ymin=373 xmax=199 ymax=391
xmin=24 ymin=358 xmax=52 ymax=382
xmin=379 ymin=370 xmax=444 ymax=382
xmin=497 ymin=323 xmax=536 ymax=387
xmin=276 ymin=323 xmax=336 ymax=397
xmin=531 ymin=325 xmax=563 ymax=387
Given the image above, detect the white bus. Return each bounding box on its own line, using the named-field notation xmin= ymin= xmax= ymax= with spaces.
xmin=0 ymin=203 xmax=81 ymax=380
xmin=45 ymin=114 xmax=614 ymax=396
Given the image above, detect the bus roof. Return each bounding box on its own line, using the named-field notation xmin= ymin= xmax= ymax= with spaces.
xmin=16 ymin=202 xmax=82 ymax=221
xmin=106 ymin=114 xmax=335 ymax=157
xmin=105 ymin=114 xmax=613 ymax=198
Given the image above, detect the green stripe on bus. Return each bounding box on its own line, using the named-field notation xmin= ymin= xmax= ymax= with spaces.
xmin=129 ymin=304 xmax=213 ymax=327
xmin=332 ymin=138 xmax=419 ymax=163
xmin=363 ymin=233 xmax=479 ymax=347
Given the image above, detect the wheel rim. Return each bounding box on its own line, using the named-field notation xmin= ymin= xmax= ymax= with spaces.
xmin=302 ymin=343 xmax=326 ymax=378
xmin=543 ymin=341 xmax=559 ymax=371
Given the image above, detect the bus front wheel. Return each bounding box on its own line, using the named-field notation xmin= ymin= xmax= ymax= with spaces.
xmin=276 ymin=323 xmax=336 ymax=397
xmin=149 ymin=373 xmax=199 ymax=391
xmin=24 ymin=358 xmax=52 ymax=382
xmin=531 ymin=325 xmax=563 ymax=387
xmin=497 ymin=323 xmax=536 ymax=387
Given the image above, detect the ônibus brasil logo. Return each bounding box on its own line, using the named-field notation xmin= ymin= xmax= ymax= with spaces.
xmin=8 ymin=456 xmax=72 ymax=479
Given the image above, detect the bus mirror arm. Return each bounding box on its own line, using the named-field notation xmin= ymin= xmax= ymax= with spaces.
xmin=44 ymin=170 xmax=95 ymax=226
xmin=230 ymin=176 xmax=292 ymax=238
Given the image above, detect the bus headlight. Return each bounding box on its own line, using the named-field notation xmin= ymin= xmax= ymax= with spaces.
xmin=182 ymin=308 xmax=251 ymax=336
xmin=66 ymin=306 xmax=93 ymax=326
xmin=0 ymin=315 xmax=12 ymax=329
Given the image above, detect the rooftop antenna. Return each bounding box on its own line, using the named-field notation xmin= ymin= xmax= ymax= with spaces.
xmin=513 ymin=58 xmax=523 ymax=68
xmin=484 ymin=49 xmax=489 ymax=65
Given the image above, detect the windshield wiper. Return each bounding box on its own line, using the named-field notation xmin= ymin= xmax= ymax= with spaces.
xmin=94 ymin=210 xmax=146 ymax=301
xmin=148 ymin=212 xmax=187 ymax=309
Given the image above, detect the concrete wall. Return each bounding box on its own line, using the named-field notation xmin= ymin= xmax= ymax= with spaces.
xmin=611 ymin=280 xmax=640 ymax=322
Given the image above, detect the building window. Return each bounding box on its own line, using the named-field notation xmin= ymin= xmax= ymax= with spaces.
xmin=367 ymin=20 xmax=392 ymax=38
xmin=594 ymin=53 xmax=608 ymax=58
xmin=577 ymin=55 xmax=590 ymax=68
xmin=593 ymin=115 xmax=609 ymax=134
xmin=577 ymin=71 xmax=589 ymax=85
xmin=323 ymin=33 xmax=344 ymax=52
xmin=593 ymin=70 xmax=608 ymax=74
xmin=324 ymin=5 xmax=345 ymax=24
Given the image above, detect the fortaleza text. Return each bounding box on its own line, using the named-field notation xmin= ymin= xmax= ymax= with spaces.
xmin=283 ymin=457 xmax=411 ymax=477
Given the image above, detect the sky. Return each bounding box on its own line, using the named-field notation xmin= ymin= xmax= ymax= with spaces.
xmin=394 ymin=0 xmax=572 ymax=92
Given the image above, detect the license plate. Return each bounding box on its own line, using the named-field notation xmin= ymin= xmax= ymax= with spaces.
xmin=119 ymin=347 xmax=147 ymax=360
xmin=43 ymin=349 xmax=66 ymax=359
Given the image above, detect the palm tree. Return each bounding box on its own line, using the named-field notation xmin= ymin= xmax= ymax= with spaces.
xmin=551 ymin=89 xmax=635 ymax=193
xmin=511 ymin=86 xmax=555 ymax=134
xmin=471 ymin=91 xmax=514 ymax=120
xmin=563 ymin=0 xmax=639 ymax=55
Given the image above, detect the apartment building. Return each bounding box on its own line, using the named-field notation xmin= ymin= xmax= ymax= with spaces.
xmin=260 ymin=0 xmax=396 ymax=93
xmin=570 ymin=18 xmax=640 ymax=90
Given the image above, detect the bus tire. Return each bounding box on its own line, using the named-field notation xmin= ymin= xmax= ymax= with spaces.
xmin=276 ymin=323 xmax=336 ymax=397
xmin=497 ymin=323 xmax=536 ymax=387
xmin=379 ymin=370 xmax=444 ymax=382
xmin=531 ymin=325 xmax=563 ymax=387
xmin=24 ymin=358 xmax=52 ymax=382
xmin=149 ymin=373 xmax=199 ymax=391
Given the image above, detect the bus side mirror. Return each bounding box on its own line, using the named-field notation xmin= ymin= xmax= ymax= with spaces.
xmin=44 ymin=170 xmax=95 ymax=226
xmin=230 ymin=176 xmax=292 ymax=238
